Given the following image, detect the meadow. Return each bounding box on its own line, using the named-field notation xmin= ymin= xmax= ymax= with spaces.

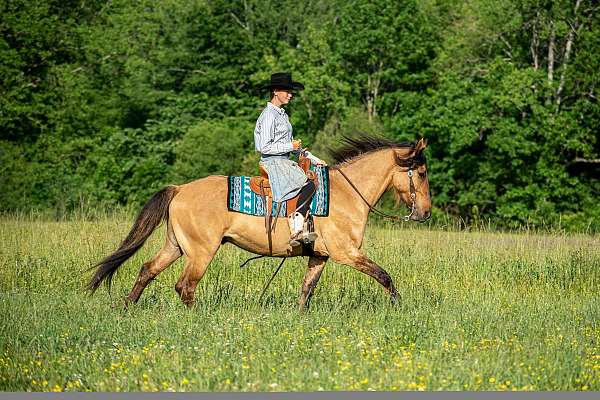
xmin=0 ymin=213 xmax=598 ymax=391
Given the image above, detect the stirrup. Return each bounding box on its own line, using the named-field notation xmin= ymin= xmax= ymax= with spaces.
xmin=302 ymin=213 xmax=317 ymax=243
xmin=289 ymin=234 xmax=303 ymax=247
xmin=300 ymin=231 xmax=318 ymax=244
xmin=289 ymin=231 xmax=317 ymax=246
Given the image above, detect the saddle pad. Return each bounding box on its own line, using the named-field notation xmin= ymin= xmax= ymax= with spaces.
xmin=227 ymin=166 xmax=329 ymax=217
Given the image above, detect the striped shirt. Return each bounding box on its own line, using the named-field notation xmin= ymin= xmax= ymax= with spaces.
xmin=254 ymin=102 xmax=294 ymax=156
xmin=253 ymin=102 xmax=323 ymax=164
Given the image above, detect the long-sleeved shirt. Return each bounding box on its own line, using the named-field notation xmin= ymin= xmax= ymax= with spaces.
xmin=253 ymin=102 xmax=323 ymax=202
xmin=254 ymin=102 xmax=323 ymax=164
xmin=254 ymin=102 xmax=294 ymax=155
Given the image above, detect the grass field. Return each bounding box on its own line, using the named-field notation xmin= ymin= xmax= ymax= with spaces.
xmin=1 ymin=213 xmax=599 ymax=391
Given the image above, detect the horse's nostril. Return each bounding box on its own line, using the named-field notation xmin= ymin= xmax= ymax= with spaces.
xmin=424 ymin=210 xmax=431 ymax=219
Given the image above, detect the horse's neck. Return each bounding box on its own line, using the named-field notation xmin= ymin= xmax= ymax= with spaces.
xmin=333 ymin=150 xmax=395 ymax=211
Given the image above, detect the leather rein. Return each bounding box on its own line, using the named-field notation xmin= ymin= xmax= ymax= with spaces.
xmin=332 ymin=161 xmax=421 ymax=223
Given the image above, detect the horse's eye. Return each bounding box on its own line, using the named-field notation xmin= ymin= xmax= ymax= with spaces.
xmin=419 ymin=171 xmax=427 ymax=178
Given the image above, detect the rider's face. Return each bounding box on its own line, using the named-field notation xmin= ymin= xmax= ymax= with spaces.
xmin=273 ymin=89 xmax=293 ymax=105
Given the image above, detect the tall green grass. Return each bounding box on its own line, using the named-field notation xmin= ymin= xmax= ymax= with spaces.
xmin=0 ymin=214 xmax=598 ymax=391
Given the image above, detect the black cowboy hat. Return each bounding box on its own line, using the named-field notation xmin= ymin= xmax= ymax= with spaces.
xmin=260 ymin=72 xmax=305 ymax=91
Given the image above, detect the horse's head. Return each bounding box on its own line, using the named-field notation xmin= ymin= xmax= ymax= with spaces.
xmin=391 ymin=138 xmax=431 ymax=221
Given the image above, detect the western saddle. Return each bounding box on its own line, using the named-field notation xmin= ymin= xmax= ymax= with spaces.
xmin=248 ymin=154 xmax=317 ymax=218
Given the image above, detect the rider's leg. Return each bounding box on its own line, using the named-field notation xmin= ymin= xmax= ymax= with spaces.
xmin=296 ymin=180 xmax=315 ymax=217
xmin=289 ymin=181 xmax=317 ymax=245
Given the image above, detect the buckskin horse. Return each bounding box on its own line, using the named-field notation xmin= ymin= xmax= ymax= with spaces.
xmin=87 ymin=135 xmax=431 ymax=310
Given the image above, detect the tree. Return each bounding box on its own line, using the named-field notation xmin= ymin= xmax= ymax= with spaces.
xmin=333 ymin=0 xmax=435 ymax=121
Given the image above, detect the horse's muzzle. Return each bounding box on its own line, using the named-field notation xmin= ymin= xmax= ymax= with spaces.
xmin=412 ymin=209 xmax=431 ymax=221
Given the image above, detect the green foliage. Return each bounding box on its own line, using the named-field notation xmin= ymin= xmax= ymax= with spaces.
xmin=171 ymin=118 xmax=254 ymax=182
xmin=391 ymin=59 xmax=598 ymax=230
xmin=0 ymin=0 xmax=101 ymax=141
xmin=0 ymin=0 xmax=598 ymax=231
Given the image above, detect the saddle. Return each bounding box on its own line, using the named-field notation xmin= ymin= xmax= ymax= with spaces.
xmin=249 ymin=155 xmax=317 ymax=218
xmin=249 ymin=154 xmax=318 ymax=255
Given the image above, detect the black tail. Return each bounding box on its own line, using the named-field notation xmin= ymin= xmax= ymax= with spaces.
xmin=86 ymin=186 xmax=178 ymax=294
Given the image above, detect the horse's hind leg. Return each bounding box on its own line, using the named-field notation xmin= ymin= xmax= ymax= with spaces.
xmin=299 ymin=256 xmax=328 ymax=312
xmin=175 ymin=239 xmax=221 ymax=308
xmin=126 ymin=237 xmax=182 ymax=305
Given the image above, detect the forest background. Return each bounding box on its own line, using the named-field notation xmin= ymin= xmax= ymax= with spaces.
xmin=1 ymin=0 xmax=598 ymax=231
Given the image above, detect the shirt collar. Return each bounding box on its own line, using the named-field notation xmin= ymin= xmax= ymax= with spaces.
xmin=267 ymin=102 xmax=286 ymax=115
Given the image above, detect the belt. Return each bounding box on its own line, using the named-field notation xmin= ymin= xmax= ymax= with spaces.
xmin=260 ymin=153 xmax=290 ymax=161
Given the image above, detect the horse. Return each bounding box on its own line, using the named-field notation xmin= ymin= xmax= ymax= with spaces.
xmin=87 ymin=135 xmax=431 ymax=311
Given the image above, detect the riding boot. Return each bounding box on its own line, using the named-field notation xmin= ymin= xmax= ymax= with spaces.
xmin=288 ymin=212 xmax=303 ymax=247
xmin=288 ymin=212 xmax=317 ymax=246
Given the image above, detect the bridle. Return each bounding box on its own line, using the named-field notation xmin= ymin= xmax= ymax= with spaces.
xmin=333 ymin=152 xmax=425 ymax=222
xmin=403 ymin=168 xmax=417 ymax=221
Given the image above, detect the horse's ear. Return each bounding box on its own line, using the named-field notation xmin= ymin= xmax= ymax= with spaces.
xmin=415 ymin=137 xmax=427 ymax=153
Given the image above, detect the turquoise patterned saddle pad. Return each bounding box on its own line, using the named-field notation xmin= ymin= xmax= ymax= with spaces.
xmin=227 ymin=166 xmax=329 ymax=217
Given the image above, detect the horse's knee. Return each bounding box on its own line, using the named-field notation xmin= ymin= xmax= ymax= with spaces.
xmin=351 ymin=255 xmax=397 ymax=292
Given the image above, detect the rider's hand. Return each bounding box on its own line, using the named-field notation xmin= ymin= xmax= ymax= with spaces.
xmin=292 ymin=140 xmax=302 ymax=150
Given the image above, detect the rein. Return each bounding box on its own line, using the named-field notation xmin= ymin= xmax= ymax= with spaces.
xmin=332 ymin=165 xmax=418 ymax=223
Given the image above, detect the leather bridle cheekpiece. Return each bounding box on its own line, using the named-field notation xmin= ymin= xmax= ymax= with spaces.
xmin=395 ymin=150 xmax=426 ymax=221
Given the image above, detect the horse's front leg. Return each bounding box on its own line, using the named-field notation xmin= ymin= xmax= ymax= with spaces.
xmin=299 ymin=255 xmax=328 ymax=311
xmin=337 ymin=250 xmax=400 ymax=302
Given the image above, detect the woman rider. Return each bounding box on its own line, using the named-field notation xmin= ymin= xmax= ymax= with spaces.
xmin=254 ymin=72 xmax=327 ymax=246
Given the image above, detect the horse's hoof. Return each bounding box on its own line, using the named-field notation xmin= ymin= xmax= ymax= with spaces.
xmin=123 ymin=297 xmax=134 ymax=310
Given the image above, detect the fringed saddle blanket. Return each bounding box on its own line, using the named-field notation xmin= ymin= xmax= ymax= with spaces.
xmin=227 ymin=166 xmax=330 ymax=217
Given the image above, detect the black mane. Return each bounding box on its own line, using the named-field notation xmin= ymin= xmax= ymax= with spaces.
xmin=329 ymin=134 xmax=417 ymax=165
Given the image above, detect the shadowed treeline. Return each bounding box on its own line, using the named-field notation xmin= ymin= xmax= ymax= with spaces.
xmin=1 ymin=0 xmax=598 ymax=231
